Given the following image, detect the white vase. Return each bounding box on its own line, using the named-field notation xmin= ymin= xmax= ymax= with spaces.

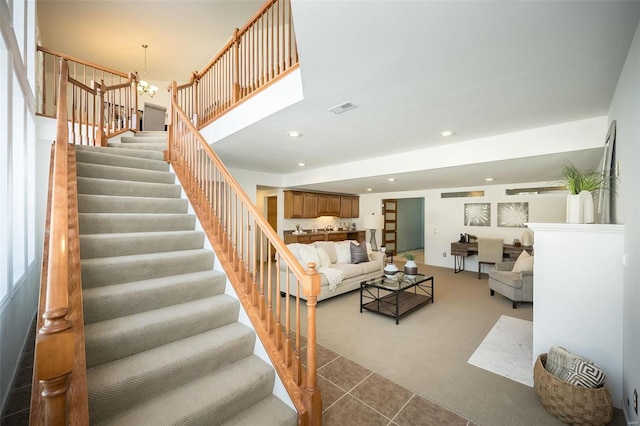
xmin=566 ymin=190 xmax=594 ymax=224
xmin=521 ymin=230 xmax=533 ymax=246
xmin=404 ymin=260 xmax=418 ymax=277
xmin=384 ymin=263 xmax=399 ymax=279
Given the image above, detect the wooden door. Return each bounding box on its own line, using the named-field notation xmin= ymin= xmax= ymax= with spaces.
xmin=267 ymin=196 xmax=277 ymax=260
xmin=382 ymin=199 xmax=398 ymax=254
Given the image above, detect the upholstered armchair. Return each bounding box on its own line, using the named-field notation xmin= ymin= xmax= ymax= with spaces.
xmin=488 ymin=260 xmax=533 ymax=309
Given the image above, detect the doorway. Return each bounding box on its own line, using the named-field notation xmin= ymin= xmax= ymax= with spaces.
xmin=383 ymin=198 xmax=425 ymax=261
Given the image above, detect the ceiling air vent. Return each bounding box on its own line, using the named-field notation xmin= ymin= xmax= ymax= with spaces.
xmin=329 ymin=102 xmax=358 ymax=114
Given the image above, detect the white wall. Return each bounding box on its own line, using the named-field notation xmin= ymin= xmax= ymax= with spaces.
xmin=358 ymin=181 xmax=565 ymax=269
xmin=608 ymin=19 xmax=640 ymax=423
xmin=529 ymin=223 xmax=624 ymax=408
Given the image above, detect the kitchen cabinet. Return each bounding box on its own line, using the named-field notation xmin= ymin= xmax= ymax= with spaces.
xmin=339 ymin=196 xmax=360 ymax=218
xmin=284 ymin=190 xmax=359 ymax=218
xmin=317 ymin=194 xmax=341 ymax=216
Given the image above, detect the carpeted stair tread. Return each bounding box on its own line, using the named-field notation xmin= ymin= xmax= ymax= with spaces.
xmin=107 ymin=142 xmax=166 ymax=152
xmin=76 ymin=162 xmax=175 ymax=184
xmin=135 ymin=131 xmax=168 ymax=137
xmin=221 ymin=394 xmax=297 ymax=426
xmin=82 ymin=248 xmax=213 ymax=288
xmin=83 ymin=270 xmax=225 ymax=324
xmin=77 ymin=176 xmax=181 ymax=199
xmin=77 ymin=194 xmax=187 ymax=214
xmin=120 ymin=135 xmax=167 ymax=144
xmin=75 ymin=144 xmax=164 ymax=161
xmin=76 ymin=149 xmax=168 ymax=171
xmin=95 ymin=355 xmax=275 ymax=426
xmin=87 ymin=323 xmax=256 ymax=423
xmin=79 ymin=212 xmax=194 ymax=234
xmin=85 ymin=294 xmax=240 ymax=368
xmin=80 ymin=230 xmax=204 ymax=259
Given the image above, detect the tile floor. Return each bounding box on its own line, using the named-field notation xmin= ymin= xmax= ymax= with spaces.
xmin=312 ymin=342 xmax=476 ymax=426
xmin=2 ymin=319 xmax=475 ymax=426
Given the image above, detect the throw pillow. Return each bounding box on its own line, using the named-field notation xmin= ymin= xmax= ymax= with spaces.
xmin=566 ymin=359 xmax=606 ymax=388
xmin=334 ymin=241 xmax=352 ymax=264
xmin=315 ymin=247 xmax=332 ymax=268
xmin=298 ymin=244 xmax=320 ymax=269
xmin=546 ymin=346 xmax=585 ymax=381
xmin=512 ymin=250 xmax=534 ymax=273
xmin=350 ymin=241 xmax=369 ymax=264
xmin=314 ymin=241 xmax=337 ymax=263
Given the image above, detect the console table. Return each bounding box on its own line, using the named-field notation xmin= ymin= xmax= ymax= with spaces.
xmin=450 ymin=241 xmax=533 ymax=273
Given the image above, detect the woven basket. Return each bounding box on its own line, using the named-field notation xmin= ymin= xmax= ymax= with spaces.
xmin=534 ymin=354 xmax=613 ymax=425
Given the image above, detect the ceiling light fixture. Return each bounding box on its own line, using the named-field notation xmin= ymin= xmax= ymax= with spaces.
xmin=366 ymin=188 xmax=373 ymax=192
xmin=137 ymin=44 xmax=158 ymax=97
xmin=485 ymin=177 xmax=494 ymax=182
xmin=440 ymin=130 xmax=455 ymax=137
xmin=388 ymin=178 xmax=396 ymax=182
xmin=287 ymin=131 xmax=301 ymax=137
xmin=298 ymin=162 xmax=305 ymax=167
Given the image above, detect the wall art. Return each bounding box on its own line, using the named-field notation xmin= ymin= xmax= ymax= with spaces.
xmin=497 ymin=202 xmax=529 ymax=227
xmin=464 ymin=203 xmax=490 ymax=226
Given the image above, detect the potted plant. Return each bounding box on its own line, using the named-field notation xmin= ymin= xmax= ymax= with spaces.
xmin=403 ymin=253 xmax=418 ymax=277
xmin=295 ymin=224 xmax=301 ymax=234
xmin=558 ymin=161 xmax=604 ymax=224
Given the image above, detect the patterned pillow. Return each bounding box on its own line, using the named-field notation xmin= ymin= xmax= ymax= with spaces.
xmin=566 ymin=359 xmax=606 ymax=388
xmin=350 ymin=242 xmax=369 ymax=264
xmin=546 ymin=346 xmax=584 ymax=380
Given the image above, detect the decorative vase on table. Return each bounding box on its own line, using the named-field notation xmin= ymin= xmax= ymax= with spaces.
xmin=384 ymin=263 xmax=399 ymax=279
xmin=404 ymin=260 xmax=418 ymax=278
xmin=566 ymin=190 xmax=594 ymax=224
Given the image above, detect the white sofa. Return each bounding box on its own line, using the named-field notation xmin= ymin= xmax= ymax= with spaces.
xmin=279 ymin=240 xmax=385 ymax=302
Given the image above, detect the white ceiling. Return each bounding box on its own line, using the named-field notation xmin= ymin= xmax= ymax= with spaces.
xmin=37 ymin=1 xmax=640 ymax=194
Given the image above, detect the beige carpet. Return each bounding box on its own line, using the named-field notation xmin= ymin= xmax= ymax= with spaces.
xmin=290 ymin=257 xmax=623 ymax=426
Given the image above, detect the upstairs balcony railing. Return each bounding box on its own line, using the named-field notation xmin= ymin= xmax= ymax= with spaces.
xmin=176 ymin=0 xmax=299 ymax=128
xmin=37 ymin=46 xmax=138 ymax=145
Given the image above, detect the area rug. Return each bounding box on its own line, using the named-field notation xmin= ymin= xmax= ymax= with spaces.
xmin=467 ymin=315 xmax=534 ymax=387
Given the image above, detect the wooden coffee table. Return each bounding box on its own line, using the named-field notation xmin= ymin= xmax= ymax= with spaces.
xmin=360 ymin=273 xmax=434 ymax=324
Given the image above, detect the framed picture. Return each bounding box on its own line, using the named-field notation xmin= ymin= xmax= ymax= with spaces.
xmin=464 ymin=203 xmax=490 ymax=226
xmin=498 ymin=202 xmax=529 ymax=227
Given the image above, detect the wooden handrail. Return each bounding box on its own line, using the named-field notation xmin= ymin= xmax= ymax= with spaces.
xmin=31 ymin=59 xmax=89 ymax=426
xmin=168 ymin=80 xmax=322 ymax=425
xmin=37 ymin=46 xmax=139 ymax=141
xmin=176 ymin=0 xmax=299 ymax=128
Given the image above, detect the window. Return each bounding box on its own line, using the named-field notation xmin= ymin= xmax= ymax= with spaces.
xmin=0 ymin=37 xmax=8 ymax=301
xmin=12 ymin=72 xmax=26 ymax=284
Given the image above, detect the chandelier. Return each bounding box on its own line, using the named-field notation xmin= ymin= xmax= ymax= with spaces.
xmin=137 ymin=44 xmax=158 ymax=97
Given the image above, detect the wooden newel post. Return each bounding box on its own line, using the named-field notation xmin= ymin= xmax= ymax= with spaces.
xmin=35 ymin=329 xmax=75 ymax=426
xmin=233 ymin=28 xmax=241 ymax=103
xmin=166 ymin=81 xmax=177 ymax=163
xmin=302 ymin=268 xmax=322 ymax=426
xmin=95 ymin=79 xmax=106 ymax=147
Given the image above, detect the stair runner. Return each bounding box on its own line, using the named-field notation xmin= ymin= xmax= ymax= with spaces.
xmin=76 ymin=131 xmax=296 ymax=425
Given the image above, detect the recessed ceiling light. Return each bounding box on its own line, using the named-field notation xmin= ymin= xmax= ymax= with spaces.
xmin=485 ymin=177 xmax=494 ymax=182
xmin=440 ymin=130 xmax=455 ymax=137
xmin=388 ymin=178 xmax=396 ymax=182
xmin=366 ymin=188 xmax=373 ymax=192
xmin=287 ymin=131 xmax=301 ymax=137
xmin=298 ymin=162 xmax=305 ymax=167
